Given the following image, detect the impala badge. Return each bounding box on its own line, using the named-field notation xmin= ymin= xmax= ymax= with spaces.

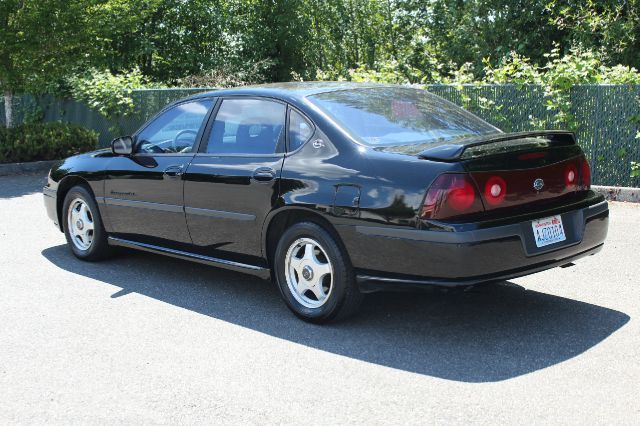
xmin=533 ymin=178 xmax=544 ymax=191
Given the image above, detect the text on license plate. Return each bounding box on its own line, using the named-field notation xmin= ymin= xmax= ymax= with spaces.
xmin=531 ymin=215 xmax=566 ymax=248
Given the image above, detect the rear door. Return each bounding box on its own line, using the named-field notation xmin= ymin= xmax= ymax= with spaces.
xmin=104 ymin=98 xmax=214 ymax=247
xmin=183 ymin=97 xmax=286 ymax=265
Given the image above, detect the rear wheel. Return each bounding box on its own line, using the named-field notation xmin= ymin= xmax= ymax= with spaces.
xmin=274 ymin=222 xmax=363 ymax=323
xmin=62 ymin=185 xmax=112 ymax=261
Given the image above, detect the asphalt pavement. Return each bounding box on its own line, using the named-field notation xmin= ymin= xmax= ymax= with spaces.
xmin=1 ymin=173 xmax=638 ymax=424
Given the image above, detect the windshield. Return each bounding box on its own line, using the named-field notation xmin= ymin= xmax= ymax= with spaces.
xmin=309 ymin=87 xmax=500 ymax=146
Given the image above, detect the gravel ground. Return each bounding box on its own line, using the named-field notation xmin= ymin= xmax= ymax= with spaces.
xmin=1 ymin=173 xmax=639 ymax=425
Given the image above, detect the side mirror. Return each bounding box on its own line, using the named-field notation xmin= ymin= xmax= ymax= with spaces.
xmin=111 ymin=136 xmax=133 ymax=156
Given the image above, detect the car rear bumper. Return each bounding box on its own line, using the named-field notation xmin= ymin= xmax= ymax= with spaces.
xmin=336 ymin=199 xmax=609 ymax=292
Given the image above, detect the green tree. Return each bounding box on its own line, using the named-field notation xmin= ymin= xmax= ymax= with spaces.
xmin=90 ymin=0 xmax=229 ymax=82
xmin=547 ymin=0 xmax=640 ymax=68
xmin=0 ymin=0 xmax=98 ymax=128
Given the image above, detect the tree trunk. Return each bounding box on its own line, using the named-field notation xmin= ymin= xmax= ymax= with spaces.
xmin=4 ymin=90 xmax=13 ymax=128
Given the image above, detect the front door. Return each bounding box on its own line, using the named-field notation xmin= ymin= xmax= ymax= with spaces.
xmin=183 ymin=97 xmax=287 ymax=265
xmin=104 ymin=98 xmax=214 ymax=247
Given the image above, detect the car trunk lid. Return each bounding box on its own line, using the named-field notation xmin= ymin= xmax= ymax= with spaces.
xmin=459 ymin=132 xmax=590 ymax=213
xmin=416 ymin=131 xmax=592 ymax=221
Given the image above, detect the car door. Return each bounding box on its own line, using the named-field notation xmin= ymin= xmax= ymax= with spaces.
xmin=183 ymin=97 xmax=287 ymax=265
xmin=104 ymin=98 xmax=214 ymax=247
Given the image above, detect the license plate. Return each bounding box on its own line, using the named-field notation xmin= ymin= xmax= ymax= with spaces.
xmin=531 ymin=215 xmax=566 ymax=248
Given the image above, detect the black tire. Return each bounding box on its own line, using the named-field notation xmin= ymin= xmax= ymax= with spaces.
xmin=273 ymin=221 xmax=363 ymax=323
xmin=62 ymin=185 xmax=112 ymax=261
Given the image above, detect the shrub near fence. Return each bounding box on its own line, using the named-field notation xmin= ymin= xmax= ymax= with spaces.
xmin=0 ymin=122 xmax=98 ymax=163
xmin=0 ymin=85 xmax=639 ymax=187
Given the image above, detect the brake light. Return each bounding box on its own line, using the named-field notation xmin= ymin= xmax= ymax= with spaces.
xmin=564 ymin=163 xmax=578 ymax=189
xmin=421 ymin=173 xmax=484 ymax=220
xmin=580 ymin=157 xmax=591 ymax=189
xmin=484 ymin=176 xmax=507 ymax=206
xmin=518 ymin=152 xmax=547 ymax=161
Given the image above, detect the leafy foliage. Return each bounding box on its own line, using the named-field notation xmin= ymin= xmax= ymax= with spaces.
xmin=4 ymin=1 xmax=640 ymax=91
xmin=0 ymin=123 xmax=97 ymax=163
xmin=176 ymin=60 xmax=276 ymax=88
xmin=483 ymin=47 xmax=640 ymax=130
xmin=1 ymin=0 xmax=640 ymax=175
xmin=0 ymin=0 xmax=99 ymax=126
xmin=69 ymin=68 xmax=150 ymax=133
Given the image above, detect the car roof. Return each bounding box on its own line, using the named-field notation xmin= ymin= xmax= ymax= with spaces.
xmin=180 ymin=81 xmax=402 ymax=103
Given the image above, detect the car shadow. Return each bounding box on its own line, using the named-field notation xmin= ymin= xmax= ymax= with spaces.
xmin=41 ymin=244 xmax=629 ymax=383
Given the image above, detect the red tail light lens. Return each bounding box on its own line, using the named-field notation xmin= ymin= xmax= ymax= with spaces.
xmin=483 ymin=176 xmax=507 ymax=206
xmin=421 ymin=173 xmax=484 ymax=220
xmin=564 ymin=163 xmax=578 ymax=189
xmin=580 ymin=157 xmax=591 ymax=189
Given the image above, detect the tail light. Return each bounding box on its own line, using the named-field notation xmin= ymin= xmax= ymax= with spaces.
xmin=483 ymin=176 xmax=507 ymax=206
xmin=421 ymin=173 xmax=484 ymax=220
xmin=580 ymin=157 xmax=591 ymax=189
xmin=423 ymin=155 xmax=591 ymax=222
xmin=564 ymin=163 xmax=578 ymax=189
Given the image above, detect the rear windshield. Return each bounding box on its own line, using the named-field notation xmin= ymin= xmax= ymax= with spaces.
xmin=309 ymin=87 xmax=500 ymax=146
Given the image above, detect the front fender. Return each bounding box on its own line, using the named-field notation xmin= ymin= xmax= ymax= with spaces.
xmin=45 ymin=150 xmax=111 ymax=231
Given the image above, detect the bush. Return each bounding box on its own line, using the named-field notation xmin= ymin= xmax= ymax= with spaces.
xmin=69 ymin=68 xmax=152 ymax=135
xmin=0 ymin=122 xmax=98 ymax=164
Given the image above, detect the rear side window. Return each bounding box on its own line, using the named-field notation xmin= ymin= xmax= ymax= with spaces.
xmin=205 ymin=98 xmax=286 ymax=154
xmin=288 ymin=109 xmax=314 ymax=151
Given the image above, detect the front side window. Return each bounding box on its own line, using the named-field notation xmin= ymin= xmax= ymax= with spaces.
xmin=206 ymin=98 xmax=286 ymax=155
xmin=136 ymin=99 xmax=213 ymax=154
xmin=288 ymin=109 xmax=314 ymax=151
xmin=309 ymin=87 xmax=500 ymax=147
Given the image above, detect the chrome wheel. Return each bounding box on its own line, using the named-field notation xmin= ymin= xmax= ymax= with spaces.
xmin=285 ymin=237 xmax=334 ymax=309
xmin=67 ymin=198 xmax=95 ymax=251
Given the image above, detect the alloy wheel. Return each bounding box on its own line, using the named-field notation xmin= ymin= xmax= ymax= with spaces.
xmin=67 ymin=198 xmax=95 ymax=251
xmin=284 ymin=237 xmax=334 ymax=308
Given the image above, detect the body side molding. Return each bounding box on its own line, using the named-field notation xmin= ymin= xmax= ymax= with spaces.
xmin=101 ymin=197 xmax=256 ymax=221
xmin=184 ymin=206 xmax=256 ymax=221
xmin=102 ymin=197 xmax=183 ymax=213
xmin=107 ymin=237 xmax=270 ymax=279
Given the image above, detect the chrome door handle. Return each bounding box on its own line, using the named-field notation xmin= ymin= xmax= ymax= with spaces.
xmin=163 ymin=164 xmax=184 ymax=178
xmin=252 ymin=167 xmax=276 ymax=182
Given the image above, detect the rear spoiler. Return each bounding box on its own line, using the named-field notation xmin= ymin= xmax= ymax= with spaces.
xmin=417 ymin=131 xmax=576 ymax=162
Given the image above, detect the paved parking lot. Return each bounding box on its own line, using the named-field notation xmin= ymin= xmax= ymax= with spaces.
xmin=1 ymin=173 xmax=639 ymax=424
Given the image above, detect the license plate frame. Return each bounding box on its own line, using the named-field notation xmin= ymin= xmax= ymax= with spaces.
xmin=531 ymin=214 xmax=567 ymax=248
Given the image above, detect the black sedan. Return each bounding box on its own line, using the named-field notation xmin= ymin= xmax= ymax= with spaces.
xmin=43 ymin=83 xmax=609 ymax=322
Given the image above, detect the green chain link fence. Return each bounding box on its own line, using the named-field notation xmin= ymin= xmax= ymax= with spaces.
xmin=426 ymin=84 xmax=640 ymax=188
xmin=1 ymin=85 xmax=639 ymax=187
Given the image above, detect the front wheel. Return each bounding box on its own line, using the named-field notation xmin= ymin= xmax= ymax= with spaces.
xmin=62 ymin=185 xmax=112 ymax=261
xmin=274 ymin=222 xmax=363 ymax=323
